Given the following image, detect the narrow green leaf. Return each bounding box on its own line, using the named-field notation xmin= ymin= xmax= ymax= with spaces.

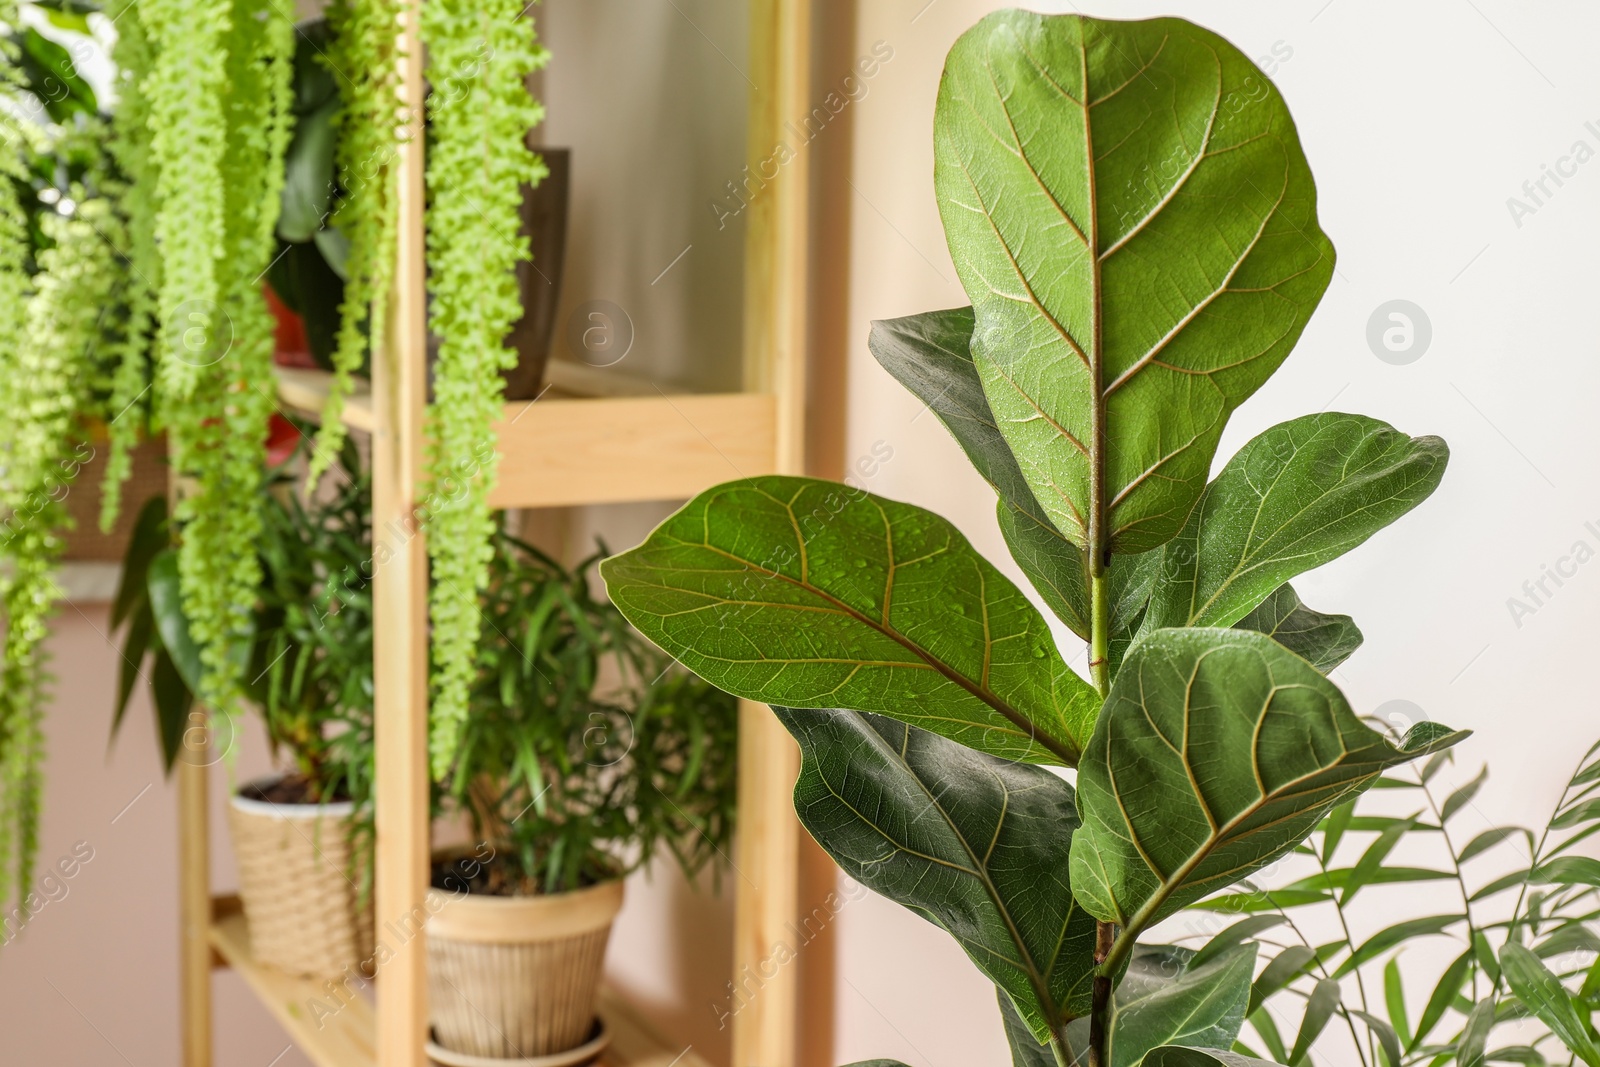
xmin=1282 ymin=867 xmax=1453 ymax=895
xmin=1341 ymin=815 xmax=1423 ymax=904
xmin=1533 ymin=857 xmax=1600 ymax=888
xmin=150 ymin=649 xmax=192 ymax=774
xmin=1192 ymin=889 xmax=1331 ymax=914
xmin=1553 ymin=799 xmax=1600 ymax=830
xmin=1458 ymin=997 xmax=1499 ymax=1067
xmin=147 ymin=550 xmax=204 ymax=697
xmin=1460 ymin=827 xmax=1533 ymax=864
xmin=1250 ymin=1009 xmax=1289 ymax=1064
xmin=1472 ymin=869 xmax=1532 ymax=902
xmin=1422 ymin=752 xmax=1453 ymax=784
xmin=1144 ymin=414 xmax=1446 ymax=632
xmin=1411 ymin=950 xmax=1475 ymax=1051
xmin=1349 ymin=1008 xmax=1404 ymax=1067
xmin=1071 ymin=628 xmax=1466 ymax=931
xmin=933 ymin=12 xmax=1335 ymax=554
xmin=111 ymin=495 xmax=167 ymax=628
xmin=1291 ymin=978 xmax=1343 ymax=1063
xmin=1487 ymin=1046 xmax=1548 ymax=1067
xmin=601 ymin=476 xmax=1099 ymax=764
xmin=776 ymin=708 xmax=1097 ymax=1041
xmin=1321 ymin=799 xmax=1357 ymax=864
xmin=1474 ymin=931 xmax=1502 ymax=987
xmin=1193 ymin=917 xmax=1287 ymax=969
xmin=1234 ymin=584 xmax=1362 ymax=674
xmin=1250 ymin=946 xmax=1318 ymax=1015
xmin=1333 ymin=916 xmax=1464 ymax=979
xmin=1443 ymin=766 xmax=1490 ymax=823
xmin=1500 ymin=944 xmax=1600 ymax=1067
xmin=1386 ymin=957 xmax=1413 ymax=1048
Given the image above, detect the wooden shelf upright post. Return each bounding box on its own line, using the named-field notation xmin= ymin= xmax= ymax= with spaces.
xmin=371 ymin=0 xmax=431 ymax=1060
xmin=733 ymin=3 xmax=812 ymax=1067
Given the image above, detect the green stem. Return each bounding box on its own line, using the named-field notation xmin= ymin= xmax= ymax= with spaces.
xmin=1089 ymin=568 xmax=1111 ymax=697
xmin=1087 ymin=556 xmax=1114 ymax=1067
xmin=1420 ymin=774 xmax=1483 ymax=1002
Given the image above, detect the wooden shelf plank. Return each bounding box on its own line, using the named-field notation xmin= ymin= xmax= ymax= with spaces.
xmin=490 ymin=392 xmax=775 ymax=508
xmin=275 ymin=366 xmax=376 ymax=433
xmin=273 ymin=365 xmax=777 ymax=508
xmin=211 ymin=897 xmax=712 ymax=1067
xmin=209 ymin=899 xmax=377 ymax=1067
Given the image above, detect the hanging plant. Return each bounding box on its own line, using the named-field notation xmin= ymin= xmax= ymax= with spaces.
xmin=134 ymin=0 xmax=292 ymax=718
xmin=99 ymin=0 xmax=160 ymax=532
xmin=306 ymin=0 xmax=402 ymax=488
xmin=421 ymin=0 xmax=548 ymax=776
xmin=0 ymin=196 xmax=121 ymax=924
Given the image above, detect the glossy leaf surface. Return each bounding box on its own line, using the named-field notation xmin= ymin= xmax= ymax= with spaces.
xmin=776 ymin=707 xmax=1098 ymax=1042
xmin=1142 ymin=414 xmax=1447 ymax=632
xmin=934 ymin=12 xmax=1335 ymax=553
xmin=1070 ymin=628 xmax=1465 ymax=932
xmin=602 ymin=476 xmax=1099 ymax=764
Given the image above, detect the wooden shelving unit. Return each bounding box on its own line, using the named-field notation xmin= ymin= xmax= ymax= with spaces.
xmin=177 ymin=4 xmax=813 ymax=1065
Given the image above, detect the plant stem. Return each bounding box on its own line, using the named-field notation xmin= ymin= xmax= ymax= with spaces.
xmin=1088 ymin=919 xmax=1115 ymax=1067
xmin=1089 ymin=569 xmax=1111 ymax=696
xmin=1420 ymin=774 xmax=1483 ymax=1002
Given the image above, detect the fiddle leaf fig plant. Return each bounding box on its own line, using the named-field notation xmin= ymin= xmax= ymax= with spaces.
xmin=603 ymin=12 xmax=1465 ymax=1067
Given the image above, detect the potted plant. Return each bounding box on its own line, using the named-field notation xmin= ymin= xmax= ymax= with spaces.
xmin=601 ymin=12 xmax=1468 ymax=1067
xmin=425 ymin=527 xmax=738 ymax=1065
xmin=111 ymin=436 xmax=377 ymax=978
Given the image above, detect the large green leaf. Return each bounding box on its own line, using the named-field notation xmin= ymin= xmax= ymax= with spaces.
xmin=999 ymin=989 xmax=1060 ymax=1067
xmin=1069 ymin=628 xmax=1465 ymax=937
xmin=868 ymin=307 xmax=1156 ymax=641
xmin=601 ymin=476 xmax=1099 ymax=764
xmin=1067 ymin=944 xmax=1258 ymax=1067
xmin=775 ymin=707 xmax=1098 ymax=1043
xmin=1232 ymin=584 xmax=1362 ymax=674
xmin=934 ymin=12 xmax=1335 ymax=555
xmin=1141 ymin=414 xmax=1447 ymax=633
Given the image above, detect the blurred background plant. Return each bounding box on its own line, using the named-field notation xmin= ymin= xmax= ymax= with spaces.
xmin=438 ymin=526 xmax=739 ymax=897
xmin=110 ymin=433 xmax=376 ymax=870
xmin=1186 ymin=738 xmax=1600 ymax=1067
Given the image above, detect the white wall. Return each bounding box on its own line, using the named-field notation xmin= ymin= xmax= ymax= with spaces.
xmin=826 ymin=2 xmax=1600 ymax=1065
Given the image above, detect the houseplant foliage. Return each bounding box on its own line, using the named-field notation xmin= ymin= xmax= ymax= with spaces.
xmin=437 ymin=529 xmax=738 ymax=896
xmin=602 ymin=12 xmax=1464 ymax=1067
xmin=420 ymin=0 xmax=549 ymax=778
xmin=0 ymin=1 xmax=124 ymax=925
xmin=1196 ymin=738 xmax=1600 ymax=1067
xmin=426 ymin=528 xmax=737 ymax=1059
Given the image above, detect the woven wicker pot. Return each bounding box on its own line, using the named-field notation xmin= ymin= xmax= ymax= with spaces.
xmin=227 ymin=777 xmax=374 ymax=979
xmin=426 ymin=876 xmax=624 ymax=1060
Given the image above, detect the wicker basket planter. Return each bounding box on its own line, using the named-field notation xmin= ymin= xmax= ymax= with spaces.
xmin=227 ymin=776 xmax=374 ymax=979
xmin=425 ymin=875 xmax=624 ymax=1061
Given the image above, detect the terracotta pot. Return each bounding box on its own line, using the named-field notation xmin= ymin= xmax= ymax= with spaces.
xmin=227 ymin=776 xmax=373 ymax=978
xmin=425 ymin=873 xmax=623 ymax=1060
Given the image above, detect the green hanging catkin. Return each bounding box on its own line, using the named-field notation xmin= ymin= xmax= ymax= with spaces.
xmin=0 ymin=200 xmax=120 ymax=927
xmin=171 ymin=0 xmax=294 ymax=721
xmin=99 ymin=1 xmax=161 ymax=533
xmin=420 ymin=0 xmax=548 ymax=778
xmin=308 ymin=0 xmax=403 ymax=489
